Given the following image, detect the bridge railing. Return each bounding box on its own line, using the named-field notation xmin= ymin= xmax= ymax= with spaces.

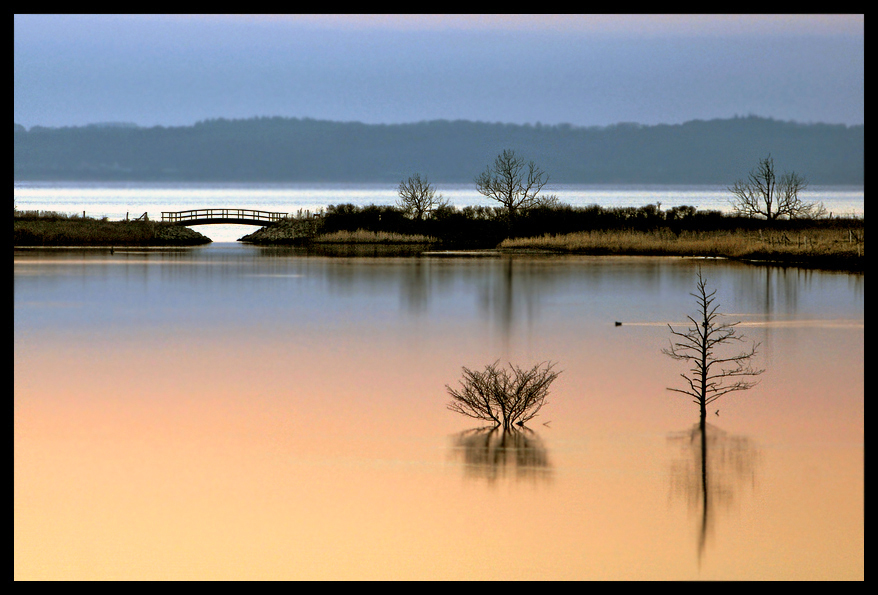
xmin=161 ymin=209 xmax=289 ymax=223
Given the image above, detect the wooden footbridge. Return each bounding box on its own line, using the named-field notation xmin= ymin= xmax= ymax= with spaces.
xmin=161 ymin=209 xmax=290 ymax=226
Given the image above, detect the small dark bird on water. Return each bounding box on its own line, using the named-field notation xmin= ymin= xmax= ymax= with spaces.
xmin=615 ymin=321 xmax=622 ymax=326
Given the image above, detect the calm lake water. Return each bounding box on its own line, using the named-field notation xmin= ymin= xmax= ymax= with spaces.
xmin=14 ymin=240 xmax=863 ymax=580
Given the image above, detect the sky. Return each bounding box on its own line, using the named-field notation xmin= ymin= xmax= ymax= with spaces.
xmin=13 ymin=14 xmax=864 ymax=130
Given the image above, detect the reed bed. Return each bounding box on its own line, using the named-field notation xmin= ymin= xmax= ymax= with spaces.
xmin=311 ymin=229 xmax=438 ymax=244
xmin=499 ymin=227 xmax=864 ymax=267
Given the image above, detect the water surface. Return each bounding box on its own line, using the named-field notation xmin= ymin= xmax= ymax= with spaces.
xmin=14 ymin=244 xmax=864 ymax=579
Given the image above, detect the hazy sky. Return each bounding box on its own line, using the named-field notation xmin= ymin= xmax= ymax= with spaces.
xmin=14 ymin=14 xmax=864 ymax=129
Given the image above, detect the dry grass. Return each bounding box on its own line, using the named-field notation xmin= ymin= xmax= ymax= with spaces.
xmin=499 ymin=228 xmax=864 ymax=268
xmin=312 ymin=229 xmax=438 ymax=244
xmin=13 ymin=209 xmax=87 ymax=220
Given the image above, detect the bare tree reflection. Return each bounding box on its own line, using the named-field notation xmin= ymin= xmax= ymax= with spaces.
xmin=479 ymin=257 xmax=556 ymax=353
xmin=449 ymin=426 xmax=552 ymax=483
xmin=400 ymin=258 xmax=430 ymax=313
xmin=667 ymin=422 xmax=760 ymax=567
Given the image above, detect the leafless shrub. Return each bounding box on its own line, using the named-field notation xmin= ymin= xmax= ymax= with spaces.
xmin=446 ymin=360 xmax=560 ymax=429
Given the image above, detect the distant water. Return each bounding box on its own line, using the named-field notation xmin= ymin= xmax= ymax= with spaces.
xmin=13 ymin=181 xmax=864 ymax=242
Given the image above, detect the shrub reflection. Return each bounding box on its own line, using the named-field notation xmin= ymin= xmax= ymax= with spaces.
xmin=450 ymin=426 xmax=552 ymax=483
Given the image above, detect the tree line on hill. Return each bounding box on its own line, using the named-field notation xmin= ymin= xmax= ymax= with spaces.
xmin=13 ymin=115 xmax=863 ymax=185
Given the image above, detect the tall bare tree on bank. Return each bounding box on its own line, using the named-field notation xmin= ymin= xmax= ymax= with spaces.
xmin=662 ymin=270 xmax=764 ymax=429
xmin=728 ymin=154 xmax=825 ymax=220
xmin=474 ymin=149 xmax=553 ymax=226
xmin=397 ymin=173 xmax=448 ymax=220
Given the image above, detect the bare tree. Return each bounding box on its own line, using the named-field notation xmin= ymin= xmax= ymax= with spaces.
xmin=662 ymin=270 xmax=764 ymax=429
xmin=474 ymin=149 xmax=551 ymax=223
xmin=396 ymin=173 xmax=448 ymax=220
xmin=446 ymin=360 xmax=560 ymax=430
xmin=729 ymin=154 xmax=825 ymax=220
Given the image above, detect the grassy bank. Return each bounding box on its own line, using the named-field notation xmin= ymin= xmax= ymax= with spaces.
xmin=498 ymin=227 xmax=864 ymax=271
xmin=239 ymin=217 xmax=438 ymax=245
xmin=241 ymin=202 xmax=864 ymax=271
xmin=14 ymin=210 xmax=212 ymax=246
xmin=15 ymin=205 xmax=864 ymax=271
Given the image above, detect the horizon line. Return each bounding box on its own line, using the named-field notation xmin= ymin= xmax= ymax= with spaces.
xmin=14 ymin=113 xmax=865 ymax=132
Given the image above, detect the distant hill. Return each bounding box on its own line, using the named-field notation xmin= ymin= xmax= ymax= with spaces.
xmin=13 ymin=116 xmax=863 ymax=185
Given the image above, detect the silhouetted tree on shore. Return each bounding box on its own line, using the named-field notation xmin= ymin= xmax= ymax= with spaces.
xmin=663 ymin=270 xmax=764 ymax=429
xmin=475 ymin=149 xmax=553 ymax=228
xmin=729 ymin=154 xmax=825 ymax=220
xmin=396 ymin=173 xmax=448 ymax=220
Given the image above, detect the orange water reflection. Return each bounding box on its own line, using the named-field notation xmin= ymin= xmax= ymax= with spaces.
xmin=14 ymin=249 xmax=863 ymax=579
xmin=449 ymin=426 xmax=553 ymax=483
xmin=668 ymin=423 xmax=760 ymax=568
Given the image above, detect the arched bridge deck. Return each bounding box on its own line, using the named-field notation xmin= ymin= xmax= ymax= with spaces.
xmin=161 ymin=209 xmax=289 ymax=226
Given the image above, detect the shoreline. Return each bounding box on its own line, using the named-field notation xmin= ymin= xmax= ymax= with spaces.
xmin=14 ymin=215 xmax=864 ymax=273
xmin=13 ymin=216 xmax=212 ymax=246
